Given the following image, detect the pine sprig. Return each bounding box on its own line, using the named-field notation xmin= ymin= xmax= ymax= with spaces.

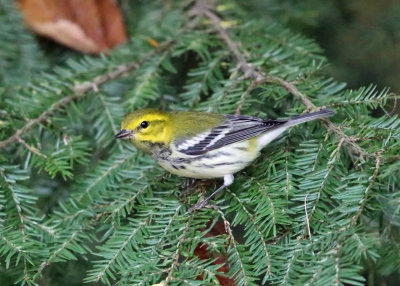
xmin=0 ymin=40 xmax=175 ymax=150
xmin=225 ymin=188 xmax=273 ymax=283
xmin=217 ymin=209 xmax=258 ymax=286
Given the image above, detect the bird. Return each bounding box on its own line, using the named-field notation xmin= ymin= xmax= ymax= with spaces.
xmin=115 ymin=108 xmax=334 ymax=211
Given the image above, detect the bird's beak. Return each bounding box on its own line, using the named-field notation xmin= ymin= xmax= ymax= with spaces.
xmin=114 ymin=129 xmax=134 ymax=139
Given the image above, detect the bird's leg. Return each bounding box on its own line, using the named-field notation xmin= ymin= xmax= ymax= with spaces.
xmin=189 ymin=174 xmax=234 ymax=212
xmin=189 ymin=184 xmax=227 ymax=211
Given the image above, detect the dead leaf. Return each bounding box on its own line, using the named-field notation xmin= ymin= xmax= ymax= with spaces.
xmin=18 ymin=0 xmax=127 ymax=54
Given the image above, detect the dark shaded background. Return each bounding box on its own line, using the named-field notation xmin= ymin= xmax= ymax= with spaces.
xmin=243 ymin=0 xmax=400 ymax=93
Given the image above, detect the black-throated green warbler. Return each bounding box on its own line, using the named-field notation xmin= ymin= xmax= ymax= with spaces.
xmin=115 ymin=108 xmax=333 ymax=211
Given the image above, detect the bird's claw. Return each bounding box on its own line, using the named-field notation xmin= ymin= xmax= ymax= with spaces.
xmin=188 ymin=199 xmax=209 ymax=213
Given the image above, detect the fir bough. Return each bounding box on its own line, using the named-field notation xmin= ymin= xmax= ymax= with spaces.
xmin=0 ymin=1 xmax=399 ymax=285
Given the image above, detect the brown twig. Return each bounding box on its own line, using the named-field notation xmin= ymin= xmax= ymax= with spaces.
xmin=192 ymin=0 xmax=264 ymax=82
xmin=165 ymin=216 xmax=192 ymax=286
xmin=216 ymin=208 xmax=250 ymax=286
xmin=388 ymin=92 xmax=399 ymax=117
xmin=264 ymin=75 xmax=315 ymax=111
xmin=351 ymin=151 xmax=382 ymax=225
xmin=193 ymin=0 xmax=369 ymax=159
xmin=16 ymin=136 xmax=48 ymax=158
xmin=235 ymin=79 xmax=265 ymax=115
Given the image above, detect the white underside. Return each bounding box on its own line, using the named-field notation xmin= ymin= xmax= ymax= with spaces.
xmin=256 ymin=126 xmax=288 ymax=149
xmin=157 ymin=127 xmax=288 ymax=179
xmin=158 ymin=140 xmax=256 ymax=179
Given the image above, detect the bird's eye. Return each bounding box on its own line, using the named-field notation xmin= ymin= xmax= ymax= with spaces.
xmin=140 ymin=121 xmax=149 ymax=129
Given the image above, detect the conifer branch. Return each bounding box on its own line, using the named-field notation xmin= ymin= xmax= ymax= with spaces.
xmin=333 ymin=244 xmax=342 ymax=286
xmin=97 ymin=93 xmax=123 ymax=152
xmin=193 ymin=0 xmax=264 ymax=81
xmin=0 ymin=41 xmax=174 ymax=150
xmin=188 ymin=264 xmax=220 ymax=284
xmin=284 ymin=141 xmax=292 ymax=199
xmin=95 ymin=217 xmax=152 ymax=283
xmin=165 ymin=216 xmax=192 ymax=285
xmin=262 ymin=188 xmax=277 ymax=233
xmin=281 ymin=238 xmax=302 ymax=285
xmin=304 ymin=259 xmax=323 ymax=286
xmin=264 ymin=75 xmax=316 ymax=111
xmin=16 ymin=136 xmax=48 ymax=158
xmin=207 ymin=66 xmax=242 ymax=112
xmin=351 ymin=151 xmax=382 ymax=225
xmin=227 ymin=189 xmax=272 ymax=275
xmin=0 ymin=171 xmax=26 ymax=239
xmin=322 ymin=120 xmax=367 ymax=158
xmin=22 ymin=217 xmax=57 ymax=238
xmin=23 ymin=260 xmax=30 ymax=284
xmin=154 ymin=205 xmax=182 ymax=248
xmin=235 ymin=79 xmax=262 ymax=115
xmin=312 ymin=133 xmax=330 ymax=171
xmin=193 ymin=0 xmax=369 ymax=159
xmin=111 ymin=187 xmax=148 ymax=216
xmin=34 ymin=225 xmax=87 ymax=280
xmin=305 ymin=138 xmax=344 ymax=230
xmin=76 ymin=152 xmax=137 ymax=202
xmin=217 ymin=208 xmax=251 ymax=286
xmin=1 ymin=234 xmax=24 ymax=254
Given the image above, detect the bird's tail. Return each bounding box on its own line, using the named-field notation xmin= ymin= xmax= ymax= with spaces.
xmin=285 ymin=109 xmax=334 ymax=128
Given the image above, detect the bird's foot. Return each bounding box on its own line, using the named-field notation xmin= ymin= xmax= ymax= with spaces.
xmin=188 ymin=199 xmax=209 ymax=213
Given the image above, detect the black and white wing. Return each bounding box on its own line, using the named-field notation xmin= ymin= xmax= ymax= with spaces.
xmin=173 ymin=115 xmax=287 ymax=156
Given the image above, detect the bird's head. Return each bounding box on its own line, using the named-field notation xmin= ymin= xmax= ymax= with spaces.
xmin=115 ymin=109 xmax=171 ymax=146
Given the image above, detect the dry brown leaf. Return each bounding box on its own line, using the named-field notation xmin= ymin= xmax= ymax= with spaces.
xmin=18 ymin=0 xmax=127 ymax=54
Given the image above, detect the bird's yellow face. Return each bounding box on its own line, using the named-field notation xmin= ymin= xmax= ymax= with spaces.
xmin=115 ymin=109 xmax=171 ymax=148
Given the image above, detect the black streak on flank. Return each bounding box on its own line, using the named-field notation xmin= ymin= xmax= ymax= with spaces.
xmin=200 ymin=161 xmax=244 ymax=168
xmin=235 ymin=147 xmax=247 ymax=151
xmin=201 ymin=151 xmax=231 ymax=160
